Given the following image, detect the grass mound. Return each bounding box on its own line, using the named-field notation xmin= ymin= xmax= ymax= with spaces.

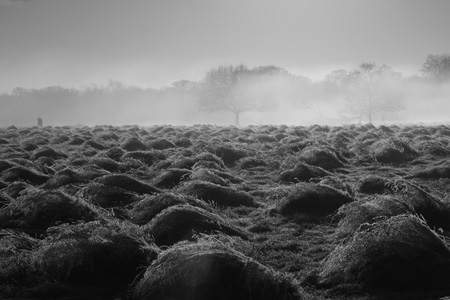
xmin=299 ymin=146 xmax=344 ymax=171
xmin=121 ymin=150 xmax=166 ymax=166
xmin=88 ymin=156 xmax=120 ymax=172
xmin=129 ymin=192 xmax=211 ymax=225
xmin=153 ymin=168 xmax=192 ymax=188
xmin=34 ymin=221 xmax=157 ymax=291
xmin=279 ymin=162 xmax=330 ymax=183
xmin=121 ymin=137 xmax=147 ymax=151
xmin=407 ymin=163 xmax=450 ymax=179
xmin=178 ymin=180 xmax=257 ymax=207
xmin=42 ymin=168 xmax=88 ymax=189
xmin=189 ymin=167 xmax=229 ymax=186
xmin=77 ymin=182 xmax=139 ymax=208
xmin=358 ymin=175 xmax=390 ymax=194
xmin=30 ymin=146 xmax=67 ymax=161
xmin=276 ymin=183 xmax=353 ymax=217
xmin=0 ymin=190 xmax=98 ymax=236
xmin=208 ymin=144 xmax=249 ymax=167
xmin=94 ymin=174 xmax=161 ymax=195
xmin=1 ymin=165 xmax=50 ymax=185
xmin=369 ymin=138 xmax=416 ymax=164
xmin=145 ymin=204 xmax=248 ymax=246
xmin=318 ymin=215 xmax=450 ymax=292
xmin=2 ymin=181 xmax=32 ymax=198
xmin=130 ymin=241 xmax=305 ymax=300
xmin=147 ymin=138 xmax=176 ymax=150
xmin=334 ymin=195 xmax=415 ymax=237
xmin=236 ymin=157 xmax=268 ymax=170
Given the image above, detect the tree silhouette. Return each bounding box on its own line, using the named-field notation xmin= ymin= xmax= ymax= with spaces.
xmin=421 ymin=53 xmax=450 ymax=82
xmin=343 ymin=63 xmax=404 ymax=123
xmin=198 ymin=64 xmax=278 ymax=126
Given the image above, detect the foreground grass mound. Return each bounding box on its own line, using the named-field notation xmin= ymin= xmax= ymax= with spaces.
xmin=277 ymin=183 xmax=353 ymax=217
xmin=130 ymin=241 xmax=306 ymax=300
xmin=369 ymin=138 xmax=416 ymax=164
xmin=1 ymin=165 xmax=50 ymax=185
xmin=144 ymin=204 xmax=248 ymax=246
xmin=318 ymin=215 xmax=450 ymax=292
xmin=178 ymin=180 xmax=257 ymax=207
xmin=0 ymin=189 xmax=98 ymax=236
xmin=299 ymin=146 xmax=344 ymax=171
xmin=35 ymin=221 xmax=157 ymax=287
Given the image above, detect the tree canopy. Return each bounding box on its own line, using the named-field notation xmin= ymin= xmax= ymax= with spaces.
xmin=421 ymin=53 xmax=450 ymax=82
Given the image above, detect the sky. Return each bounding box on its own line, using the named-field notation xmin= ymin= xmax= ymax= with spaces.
xmin=1 ymin=0 xmax=450 ymax=93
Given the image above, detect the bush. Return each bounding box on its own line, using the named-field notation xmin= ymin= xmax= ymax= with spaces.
xmin=130 ymin=241 xmax=306 ymax=300
xmin=318 ymin=215 xmax=450 ymax=291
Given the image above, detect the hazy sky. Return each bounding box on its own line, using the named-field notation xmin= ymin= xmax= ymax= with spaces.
xmin=1 ymin=0 xmax=449 ymax=92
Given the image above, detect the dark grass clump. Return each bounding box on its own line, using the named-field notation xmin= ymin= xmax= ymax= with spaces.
xmin=41 ymin=168 xmax=89 ymax=189
xmin=236 ymin=157 xmax=268 ymax=170
xmin=129 ymin=192 xmax=211 ymax=225
xmin=1 ymin=165 xmax=50 ymax=185
xmin=208 ymin=144 xmax=249 ymax=167
xmin=318 ymin=215 xmax=450 ymax=292
xmin=104 ymin=147 xmax=126 ymax=161
xmin=299 ymin=146 xmax=344 ymax=171
xmin=334 ymin=195 xmax=415 ymax=238
xmin=144 ymin=204 xmax=249 ymax=246
xmin=407 ymin=163 xmax=450 ymax=179
xmin=77 ymin=182 xmax=139 ymax=208
xmin=152 ymin=168 xmax=192 ymax=188
xmin=121 ymin=150 xmax=166 ymax=166
xmin=369 ymin=138 xmax=417 ymax=164
xmin=189 ymin=168 xmax=230 ymax=186
xmin=30 ymin=146 xmax=67 ymax=161
xmin=279 ymin=162 xmax=330 ymax=183
xmin=0 ymin=189 xmax=98 ymax=236
xmin=178 ymin=180 xmax=257 ymax=207
xmin=0 ymin=192 xmax=13 ymax=208
xmin=147 ymin=138 xmax=176 ymax=150
xmin=358 ymin=175 xmax=390 ymax=194
xmin=0 ymin=160 xmax=15 ymax=172
xmin=121 ymin=137 xmax=147 ymax=151
xmin=2 ymin=181 xmax=32 ymax=198
xmin=130 ymin=241 xmax=306 ymax=300
xmin=84 ymin=139 xmax=108 ymax=150
xmin=33 ymin=221 xmax=158 ymax=295
xmin=88 ymin=156 xmax=120 ymax=172
xmin=276 ymin=183 xmax=354 ymax=217
xmin=94 ymin=174 xmax=161 ymax=195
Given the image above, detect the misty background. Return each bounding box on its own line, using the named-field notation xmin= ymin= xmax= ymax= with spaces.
xmin=1 ymin=0 xmax=450 ymax=127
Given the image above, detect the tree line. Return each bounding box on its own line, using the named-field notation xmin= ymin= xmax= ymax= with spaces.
xmin=1 ymin=53 xmax=449 ymax=126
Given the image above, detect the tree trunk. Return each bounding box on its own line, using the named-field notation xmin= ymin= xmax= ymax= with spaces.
xmin=234 ymin=111 xmax=240 ymax=126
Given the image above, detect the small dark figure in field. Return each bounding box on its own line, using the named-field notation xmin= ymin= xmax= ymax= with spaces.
xmin=37 ymin=117 xmax=43 ymax=127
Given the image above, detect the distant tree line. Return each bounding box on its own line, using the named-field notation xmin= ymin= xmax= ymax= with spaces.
xmin=0 ymin=53 xmax=449 ymax=126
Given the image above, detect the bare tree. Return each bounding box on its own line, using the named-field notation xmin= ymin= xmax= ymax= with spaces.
xmin=421 ymin=53 xmax=450 ymax=82
xmin=198 ymin=64 xmax=277 ymax=126
xmin=343 ymin=63 xmax=404 ymax=123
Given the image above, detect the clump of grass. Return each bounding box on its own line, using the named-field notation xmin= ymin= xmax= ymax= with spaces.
xmin=276 ymin=182 xmax=354 ymax=217
xmin=94 ymin=174 xmax=161 ymax=195
xmin=130 ymin=240 xmax=307 ymax=300
xmin=299 ymin=146 xmax=344 ymax=171
xmin=318 ymin=215 xmax=450 ymax=292
xmin=144 ymin=204 xmax=249 ymax=246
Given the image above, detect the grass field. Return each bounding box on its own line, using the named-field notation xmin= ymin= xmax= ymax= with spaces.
xmin=2 ymin=123 xmax=450 ymax=300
